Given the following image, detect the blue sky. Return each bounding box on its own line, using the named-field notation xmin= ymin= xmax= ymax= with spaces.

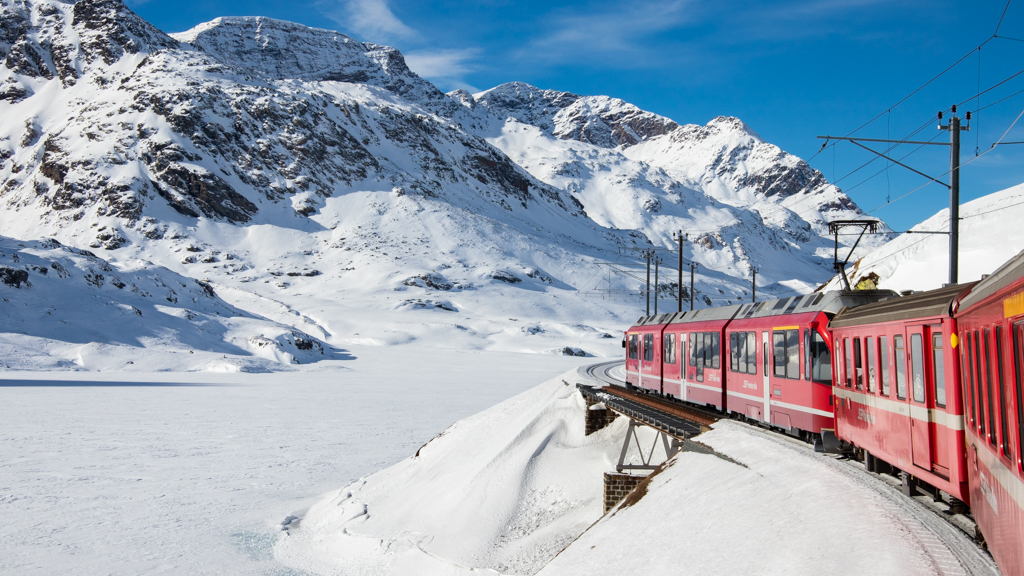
xmin=128 ymin=0 xmax=1024 ymax=232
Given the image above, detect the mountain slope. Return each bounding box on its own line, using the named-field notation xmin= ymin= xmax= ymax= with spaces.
xmin=1 ymin=0 xmax=890 ymax=368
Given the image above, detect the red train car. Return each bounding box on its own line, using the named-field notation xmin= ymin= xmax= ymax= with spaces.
xmin=955 ymin=251 xmax=1024 ymax=576
xmin=666 ymin=305 xmax=744 ymax=409
xmin=726 ymin=291 xmax=894 ymax=445
xmin=625 ymin=313 xmax=674 ymax=393
xmin=829 ymin=283 xmax=977 ymax=504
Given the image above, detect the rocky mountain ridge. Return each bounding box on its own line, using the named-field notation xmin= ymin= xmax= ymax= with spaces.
xmin=0 ymin=0 xmax=887 ymax=368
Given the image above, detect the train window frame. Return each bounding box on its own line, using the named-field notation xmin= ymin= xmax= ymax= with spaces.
xmin=975 ymin=330 xmax=986 ymax=437
xmin=853 ymin=337 xmax=864 ymax=391
xmin=628 ymin=334 xmax=639 ymax=360
xmin=879 ymin=336 xmax=890 ymax=396
xmin=785 ymin=330 xmax=799 ymax=380
xmin=965 ymin=334 xmax=976 ymax=429
xmin=932 ymin=332 xmax=946 ymax=408
xmin=710 ymin=333 xmax=721 ymax=370
xmin=643 ymin=333 xmax=654 ymax=362
xmin=689 ymin=332 xmax=697 ymax=367
xmin=804 ymin=330 xmax=811 ymax=382
xmin=894 ymin=335 xmax=907 ymax=400
xmin=773 ymin=332 xmax=786 ymax=378
xmin=866 ymin=336 xmax=876 ymax=393
xmin=844 ymin=338 xmax=854 ymax=388
xmin=985 ymin=329 xmax=996 ymax=446
xmin=910 ymin=333 xmax=925 ymax=403
xmin=730 ymin=333 xmax=740 ymax=372
xmin=746 ymin=332 xmax=757 ymax=375
xmin=1015 ymin=322 xmax=1024 ymax=473
xmin=664 ymin=333 xmax=676 ymax=365
xmin=996 ymin=326 xmax=1010 ymax=459
xmin=810 ymin=331 xmax=832 ymax=384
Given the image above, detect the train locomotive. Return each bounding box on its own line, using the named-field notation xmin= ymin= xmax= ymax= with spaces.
xmin=623 ymin=250 xmax=1024 ymax=576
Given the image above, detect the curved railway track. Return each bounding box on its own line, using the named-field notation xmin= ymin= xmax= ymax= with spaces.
xmin=579 ymin=360 xmax=998 ymax=576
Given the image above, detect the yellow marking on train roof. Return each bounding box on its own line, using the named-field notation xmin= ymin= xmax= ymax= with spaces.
xmin=773 ymin=326 xmax=799 ymax=331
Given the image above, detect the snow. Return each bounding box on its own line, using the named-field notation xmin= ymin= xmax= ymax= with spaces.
xmin=0 ymin=349 xmax=593 ymax=575
xmin=275 ymin=367 xmax=996 ymax=576
xmin=540 ymin=421 xmax=997 ymax=576
xmin=824 ymin=182 xmax=1024 ymax=292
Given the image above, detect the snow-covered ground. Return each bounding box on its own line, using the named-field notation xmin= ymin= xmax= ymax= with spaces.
xmin=275 ymin=365 xmax=997 ymax=576
xmin=0 ymin=349 xmax=592 ymax=575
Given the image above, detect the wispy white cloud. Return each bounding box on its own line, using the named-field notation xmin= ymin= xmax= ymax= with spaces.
xmin=405 ymin=48 xmax=481 ymax=92
xmin=327 ymin=0 xmax=417 ymax=42
xmin=522 ymin=0 xmax=696 ymax=65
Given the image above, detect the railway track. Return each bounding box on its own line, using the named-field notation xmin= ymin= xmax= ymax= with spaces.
xmin=578 ymin=360 xmax=996 ymax=576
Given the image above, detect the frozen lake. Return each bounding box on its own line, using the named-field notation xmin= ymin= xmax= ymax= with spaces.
xmin=0 ymin=347 xmax=591 ymax=575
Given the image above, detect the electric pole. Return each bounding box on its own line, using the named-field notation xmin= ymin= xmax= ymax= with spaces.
xmin=645 ymin=250 xmax=651 ymax=316
xmin=939 ymin=106 xmax=969 ymax=285
xmin=677 ymin=231 xmax=684 ymax=313
xmin=654 ymin=257 xmax=659 ymax=315
xmin=752 ymin=268 xmax=756 ymax=303
xmin=690 ymin=262 xmax=696 ymax=311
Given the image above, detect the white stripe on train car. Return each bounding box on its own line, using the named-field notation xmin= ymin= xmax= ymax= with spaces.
xmin=727 ymin=390 xmax=764 ymax=403
xmin=834 ymin=388 xmax=965 ymax=431
xmin=688 ymin=382 xmax=723 ymax=393
xmin=970 ymin=435 xmax=1024 ymax=515
xmin=768 ymin=398 xmax=834 ymax=418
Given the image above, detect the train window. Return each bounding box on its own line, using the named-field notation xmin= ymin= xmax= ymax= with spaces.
xmin=643 ymin=333 xmax=654 ymax=362
xmin=911 ymin=334 xmax=925 ymax=403
xmin=810 ymin=331 xmax=832 ymax=384
xmin=975 ymin=331 xmax=986 ymax=437
xmin=786 ymin=330 xmax=799 ymax=379
xmin=965 ymin=335 xmax=976 ymax=428
xmin=866 ymin=337 xmax=876 ymax=393
xmin=996 ymin=327 xmax=1010 ymax=458
xmin=664 ymin=333 xmax=676 ymax=365
xmin=747 ymin=332 xmax=757 ymax=375
xmin=844 ymin=338 xmax=854 ymax=388
xmin=895 ymin=335 xmax=907 ymax=399
xmin=628 ymin=334 xmax=638 ymax=360
xmin=773 ymin=332 xmax=787 ymax=377
xmin=710 ymin=333 xmax=721 ymax=370
xmin=879 ymin=336 xmax=890 ymax=395
xmin=804 ymin=330 xmax=811 ymax=382
xmin=689 ymin=332 xmax=697 ymax=367
xmin=730 ymin=333 xmax=739 ymax=372
xmin=1015 ymin=323 xmax=1024 ymax=471
xmin=854 ymin=338 xmax=864 ymax=390
xmin=985 ymin=330 xmax=996 ymax=446
xmin=933 ymin=332 xmax=945 ymax=408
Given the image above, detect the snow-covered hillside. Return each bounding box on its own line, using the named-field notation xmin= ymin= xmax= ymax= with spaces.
xmin=821 ymin=182 xmax=1024 ymax=293
xmin=0 ymin=0 xmax=887 ymax=368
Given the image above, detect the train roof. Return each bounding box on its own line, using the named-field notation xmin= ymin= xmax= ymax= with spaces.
xmin=631 ymin=290 xmax=899 ymax=329
xmin=957 ymin=249 xmax=1024 ymax=312
xmin=730 ymin=290 xmax=898 ymax=322
xmin=830 ymin=282 xmax=978 ymax=329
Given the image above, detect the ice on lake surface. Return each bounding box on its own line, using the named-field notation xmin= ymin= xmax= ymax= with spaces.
xmin=0 ymin=347 xmax=591 ymax=575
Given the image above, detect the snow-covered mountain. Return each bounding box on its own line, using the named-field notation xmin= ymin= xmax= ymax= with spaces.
xmin=0 ymin=0 xmax=886 ymax=369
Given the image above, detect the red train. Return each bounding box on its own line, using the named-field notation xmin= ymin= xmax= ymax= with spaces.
xmin=625 ymin=290 xmax=895 ymax=449
xmin=623 ymin=251 xmax=1024 ymax=576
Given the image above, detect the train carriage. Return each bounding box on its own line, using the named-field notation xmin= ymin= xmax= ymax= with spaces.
xmin=955 ymin=251 xmax=1024 ymax=576
xmin=665 ymin=305 xmax=744 ymax=408
xmin=624 ymin=313 xmax=674 ymax=393
xmin=724 ymin=291 xmax=895 ymax=444
xmin=829 ymin=283 xmax=978 ymax=505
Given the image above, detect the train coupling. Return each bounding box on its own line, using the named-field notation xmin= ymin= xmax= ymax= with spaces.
xmin=814 ymin=430 xmax=846 ymax=454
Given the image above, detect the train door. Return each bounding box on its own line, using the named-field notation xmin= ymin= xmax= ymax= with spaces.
xmin=928 ymin=325 xmax=950 ymax=477
xmin=679 ymin=333 xmax=688 ymax=401
xmin=908 ymin=326 xmax=934 ymax=471
xmin=762 ymin=331 xmax=771 ymax=423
